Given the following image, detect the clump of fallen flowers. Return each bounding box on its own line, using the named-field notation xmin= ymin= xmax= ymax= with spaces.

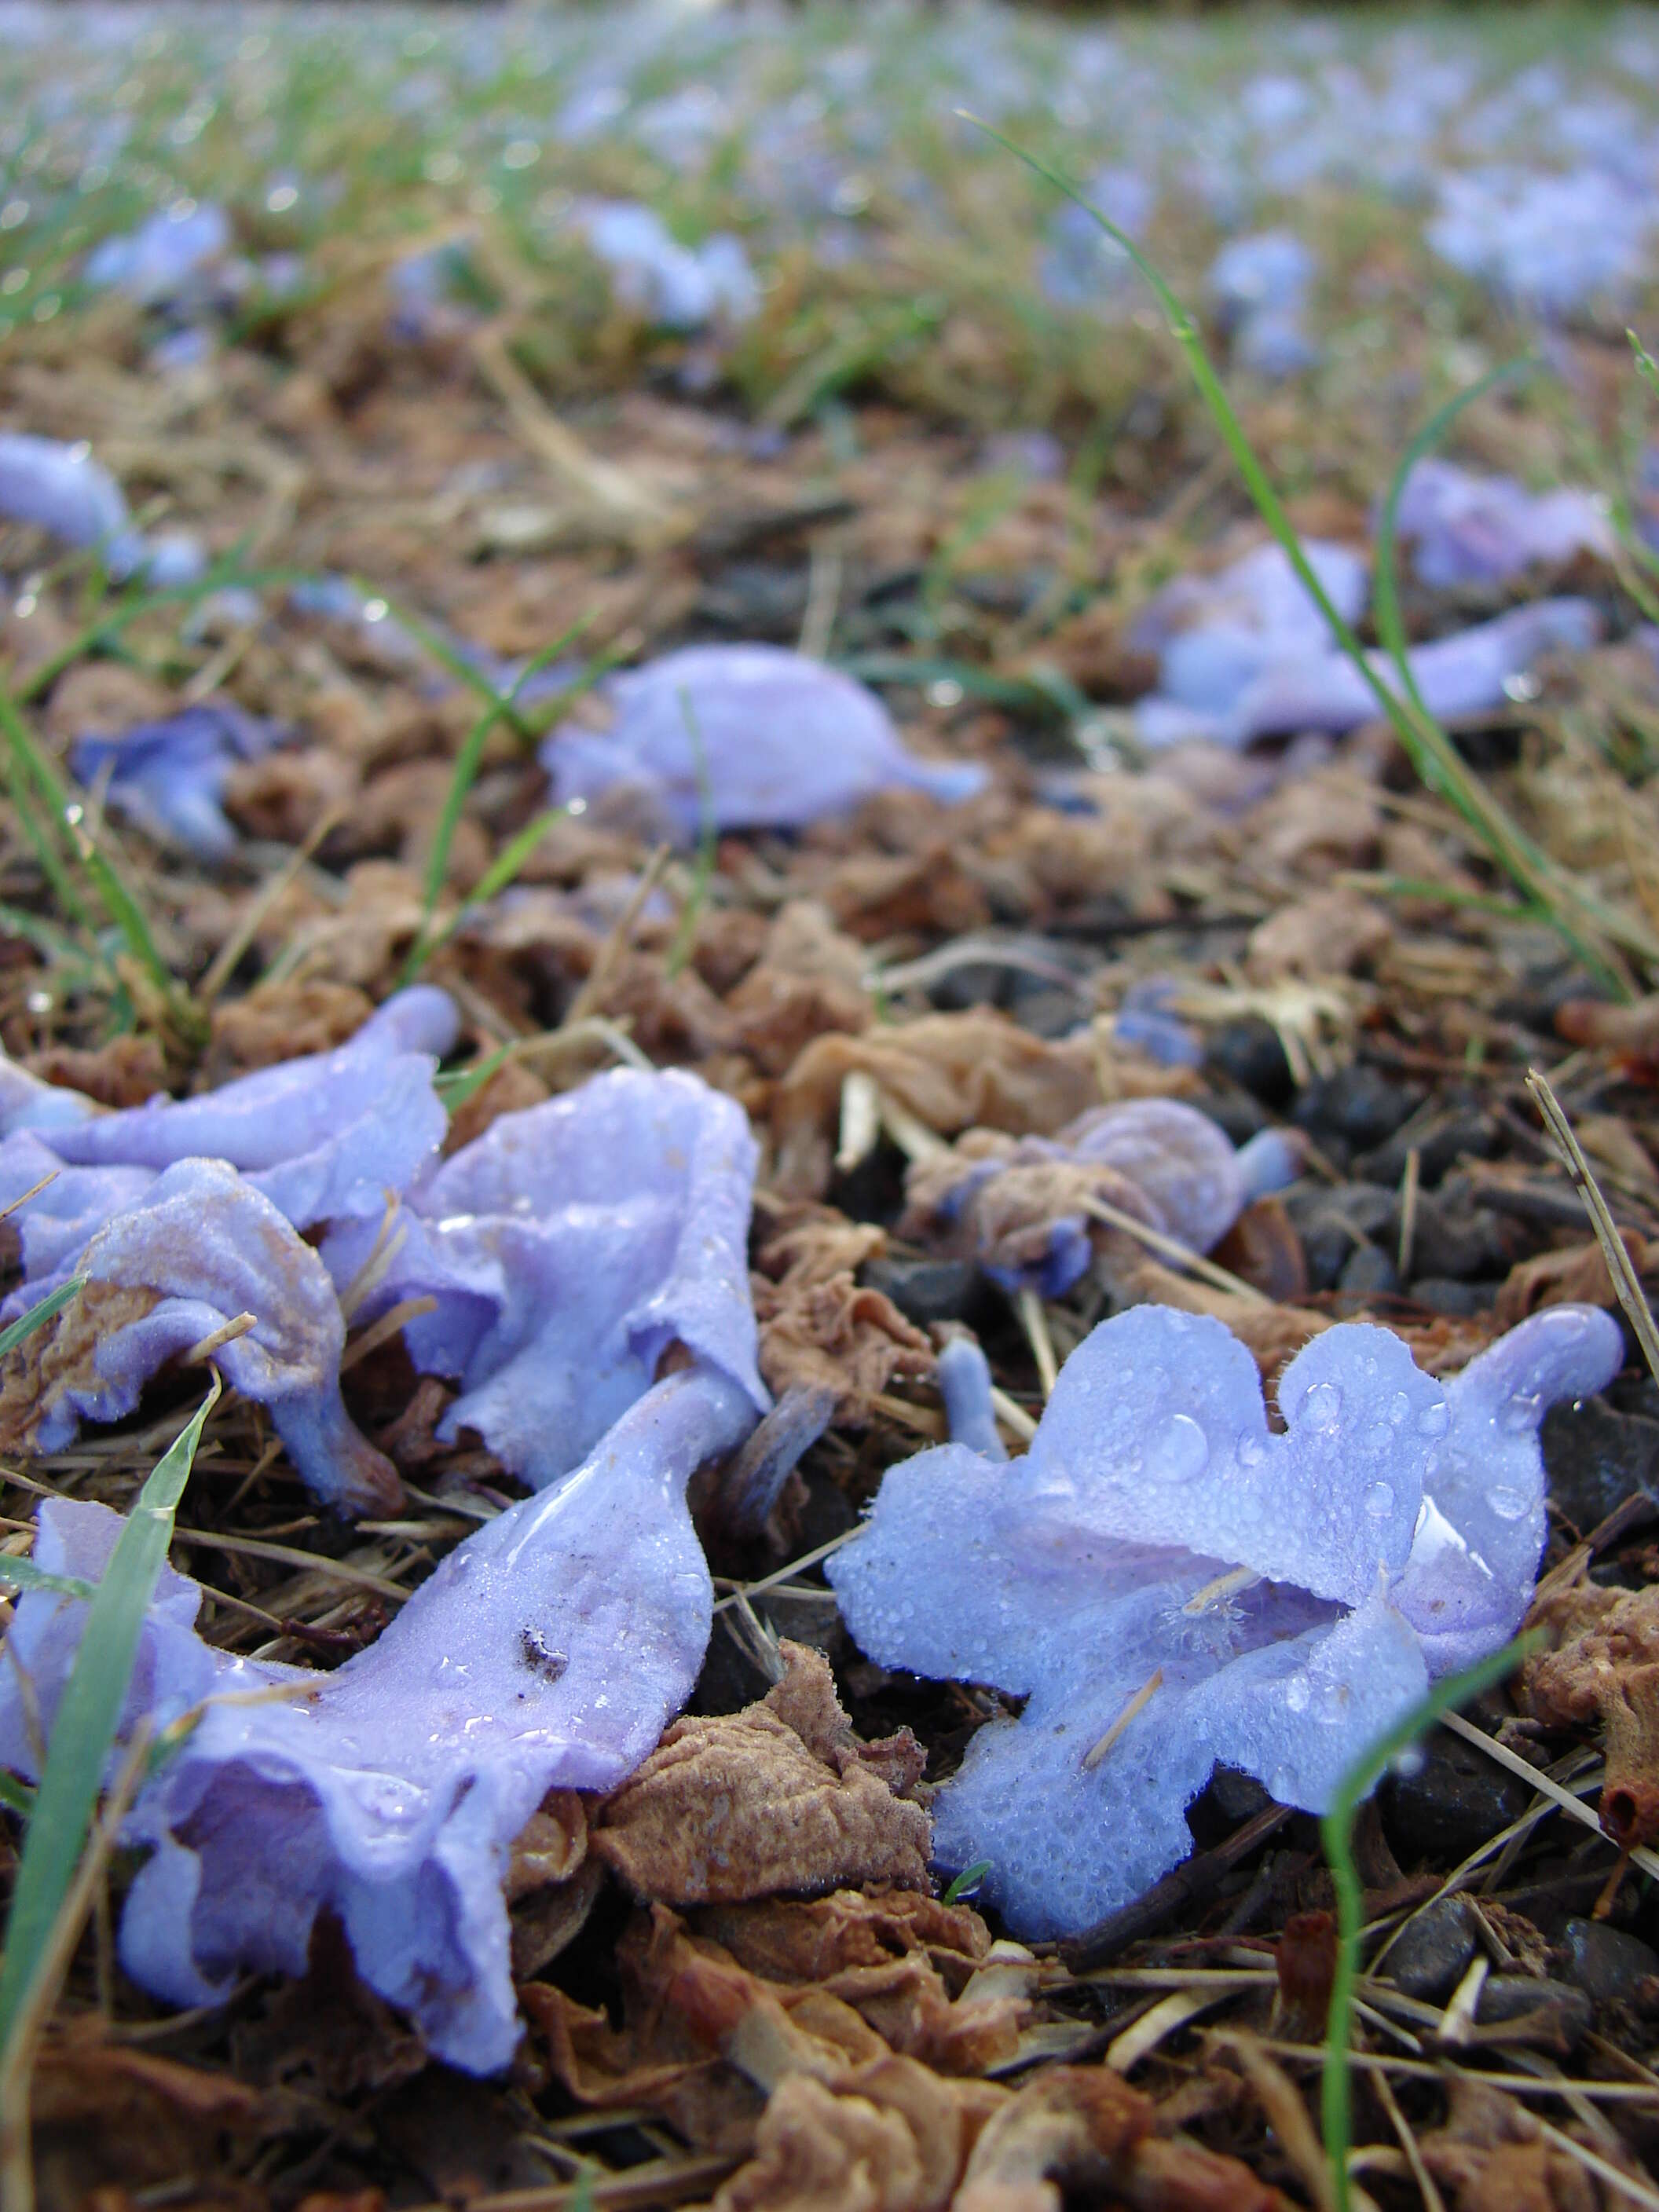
xmin=829 ymin=1299 xmax=1622 ymax=1939
xmin=899 ymin=1097 xmax=1301 ymax=1296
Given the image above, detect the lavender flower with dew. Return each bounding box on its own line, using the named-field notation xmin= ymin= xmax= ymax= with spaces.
xmin=322 ymin=1068 xmax=768 ymax=1491
xmin=0 ymin=1364 xmax=759 ymax=2071
xmin=540 ymin=643 xmax=987 ymax=843
xmin=829 ymin=1302 xmax=1622 ymax=1936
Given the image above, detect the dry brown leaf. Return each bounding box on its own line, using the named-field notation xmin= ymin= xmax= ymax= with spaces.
xmin=1525 ymin=1582 xmax=1659 ymax=1854
xmin=1495 ymin=1235 xmax=1646 ymax=1329
xmin=771 ymin=1013 xmax=1102 ymax=1199
xmin=591 ymin=1641 xmax=930 ymax=1905
xmin=25 ymin=1031 xmax=165 ymax=1108
xmin=203 ymin=980 xmax=374 ymax=1084
xmin=752 ymin=1204 xmax=934 ymax=1419
xmin=1245 ymin=888 xmax=1390 ymax=983
xmin=1419 ymin=2078 xmax=1606 ymax=2212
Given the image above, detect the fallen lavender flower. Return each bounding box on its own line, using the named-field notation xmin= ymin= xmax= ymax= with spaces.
xmin=541 ymin=643 xmax=987 ymax=840
xmin=0 ymin=1157 xmax=399 ymax=1514
xmin=0 ymin=1363 xmax=758 ymax=2071
xmin=324 ymin=1068 xmax=769 ymax=1489
xmin=5 ymin=986 xmax=458 ymax=1247
xmin=576 ymin=200 xmax=757 ymax=330
xmin=71 ymin=701 xmax=287 ymax=863
xmin=0 ymin=431 xmax=203 ymax=586
xmin=1207 ymin=230 xmax=1319 ymax=379
xmin=829 ymin=1302 xmax=1623 ymax=1936
xmin=902 ymin=1099 xmax=1299 ymax=1298
xmin=1135 ymin=587 xmax=1602 ymax=751
xmin=83 ymin=202 xmax=233 ymax=307
xmin=1392 ymin=459 xmax=1612 ymax=590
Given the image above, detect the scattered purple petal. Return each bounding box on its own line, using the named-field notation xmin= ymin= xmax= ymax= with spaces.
xmin=830 ymin=1302 xmax=1622 ymax=1936
xmin=540 ymin=643 xmax=987 ymax=842
xmin=71 ymin=702 xmax=287 ymax=863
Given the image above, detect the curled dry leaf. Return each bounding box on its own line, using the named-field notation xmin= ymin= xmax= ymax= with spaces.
xmin=591 ymin=1641 xmax=930 ymax=1906
xmin=203 ymin=981 xmax=375 ymax=1084
xmin=24 ymin=1031 xmax=167 ymax=1109
xmin=1419 ymin=2076 xmax=1615 ymax=2212
xmin=1101 ymin=1249 xmax=1330 ymax=1379
xmin=752 ymin=1205 xmax=933 ymax=1420
xmin=1496 ymin=1234 xmax=1650 ymax=1329
xmin=1525 ymin=1581 xmax=1659 ymax=1855
xmin=771 ymin=1013 xmax=1102 ymax=1199
xmin=1245 ymin=888 xmax=1390 ymax=983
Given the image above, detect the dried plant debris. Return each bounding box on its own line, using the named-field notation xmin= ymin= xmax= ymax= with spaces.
xmin=6 ymin=8 xmax=1659 ymax=2205
xmin=830 ymin=1302 xmax=1621 ymax=1936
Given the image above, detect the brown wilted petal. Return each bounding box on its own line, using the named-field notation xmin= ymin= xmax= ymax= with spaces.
xmin=25 ymin=1032 xmax=166 ymax=1110
xmin=504 ymin=1789 xmax=587 ymax=1903
xmin=203 ymin=982 xmax=374 ymax=1085
xmin=1419 ymin=2077 xmax=1605 ymax=2212
xmin=0 ymin=1280 xmax=163 ymax=1456
xmin=771 ymin=1014 xmax=1102 ymax=1200
xmin=1525 ymin=1583 xmax=1659 ymax=1855
xmin=1245 ymin=889 xmax=1390 ymax=983
xmin=705 ymin=2071 xmax=927 ymax=2212
xmin=1098 ymin=1250 xmax=1328 ymax=1383
xmin=591 ymin=1643 xmax=931 ymax=1905
xmin=752 ymin=1204 xmax=933 ymax=1422
xmin=1496 ymin=1235 xmax=1646 ymax=1330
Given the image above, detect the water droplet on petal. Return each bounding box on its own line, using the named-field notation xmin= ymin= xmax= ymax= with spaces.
xmin=1415 ymin=1401 xmax=1449 ymax=1439
xmin=1364 ymin=1481 xmax=1394 ymax=1519
xmin=1301 ymin=1380 xmax=1342 ymax=1430
xmin=1148 ymin=1412 xmax=1209 ymax=1484
xmin=1488 ymin=1485 xmax=1529 ymax=1522
xmin=1284 ymin=1676 xmax=1311 ymax=1712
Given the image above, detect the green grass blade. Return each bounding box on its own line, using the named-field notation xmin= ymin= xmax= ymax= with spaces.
xmin=0 ymin=1379 xmax=220 ymax=2057
xmin=0 ymin=687 xmax=204 ymax=1038
xmin=0 ymin=1279 xmax=87 ymax=1362
xmin=401 ymin=621 xmax=589 ymax=986
xmin=1631 ymin=328 xmax=1659 ymax=404
xmin=417 ymin=809 xmax=566 ymax=978
xmin=0 ymin=1561 xmax=97 ymax=1604
xmin=1372 ymin=360 xmax=1532 ymax=735
xmin=1320 ymin=1635 xmax=1535 ymax=2212
xmin=431 ymin=1039 xmax=518 ymax=1113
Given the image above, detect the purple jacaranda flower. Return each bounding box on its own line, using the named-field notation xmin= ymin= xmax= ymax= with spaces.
xmin=0 ymin=1361 xmax=758 ymax=2071
xmin=830 ymin=1302 xmax=1623 ymax=1937
xmin=324 ymin=1068 xmax=768 ymax=1490
xmin=83 ymin=202 xmax=233 ymax=306
xmin=0 ymin=1157 xmax=400 ymax=1514
xmin=2 ymin=987 xmax=458 ymax=1254
xmin=1392 ymin=459 xmax=1613 ymax=591
xmin=541 ymin=643 xmax=987 ymax=843
xmin=902 ymin=1099 xmax=1301 ymax=1299
xmin=574 ymin=201 xmax=757 ymax=331
xmin=0 ymin=432 xmax=204 ymax=586
xmin=71 ymin=701 xmax=286 ymax=863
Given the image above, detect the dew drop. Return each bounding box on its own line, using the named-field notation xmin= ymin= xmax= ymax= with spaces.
xmin=1301 ymin=1380 xmax=1342 ymax=1430
xmin=1499 ymin=1395 xmax=1540 ymax=1435
xmin=1488 ymin=1485 xmax=1529 ymax=1522
xmin=1237 ymin=1432 xmax=1269 ymax=1471
xmin=1364 ymin=1481 xmax=1394 ymax=1520
xmin=1147 ymin=1412 xmax=1209 ymax=1484
xmin=1284 ymin=1676 xmax=1310 ymax=1713
xmin=1390 ymin=1745 xmax=1425 ymax=1778
xmin=1415 ymin=1402 xmax=1449 ymax=1440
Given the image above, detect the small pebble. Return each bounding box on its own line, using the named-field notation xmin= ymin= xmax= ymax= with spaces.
xmin=861 ymin=1255 xmax=986 ymax=1328
xmin=1386 ymin=1895 xmax=1478 ymax=2001
xmin=1474 ymin=1975 xmax=1592 ymax=2053
xmin=1561 ymin=1917 xmax=1659 ymax=2005
xmin=1382 ymin=1724 xmax=1534 ymax=1861
xmin=1542 ymin=1399 xmax=1659 ymax=1531
xmin=1339 ymin=1243 xmax=1400 ymax=1298
xmin=1295 ymin=1065 xmax=1423 ymax=1149
xmin=1205 ymin=1019 xmax=1294 ymax=1108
